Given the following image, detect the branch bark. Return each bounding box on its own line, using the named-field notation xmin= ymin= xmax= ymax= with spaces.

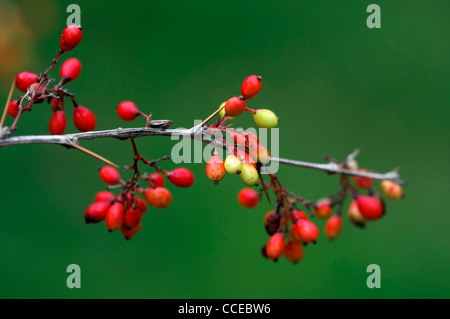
xmin=0 ymin=122 xmax=406 ymax=185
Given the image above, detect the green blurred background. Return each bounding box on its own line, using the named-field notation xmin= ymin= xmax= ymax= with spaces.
xmin=0 ymin=0 xmax=449 ymax=298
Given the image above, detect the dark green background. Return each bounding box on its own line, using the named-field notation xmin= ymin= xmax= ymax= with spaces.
xmin=0 ymin=0 xmax=449 ymax=298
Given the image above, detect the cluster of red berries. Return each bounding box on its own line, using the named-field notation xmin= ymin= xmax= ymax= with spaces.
xmin=85 ymin=159 xmax=194 ymax=240
xmin=235 ymin=156 xmax=404 ymax=264
xmin=7 ymin=25 xmax=96 ymax=135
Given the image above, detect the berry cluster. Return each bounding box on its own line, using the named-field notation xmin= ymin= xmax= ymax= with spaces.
xmin=85 ymin=138 xmax=194 ymax=240
xmin=6 ymin=25 xmax=96 ymax=135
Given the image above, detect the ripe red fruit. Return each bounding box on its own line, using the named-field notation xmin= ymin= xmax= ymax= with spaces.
xmin=266 ymin=233 xmax=285 ymax=260
xmin=84 ymin=201 xmax=111 ymax=224
xmin=224 ymin=96 xmax=246 ymax=117
xmin=117 ymin=101 xmax=139 ymax=121
xmin=205 ymin=155 xmax=226 ymax=182
xmin=353 ymin=169 xmax=374 ymax=189
xmin=168 ymin=168 xmax=195 ymax=188
xmin=60 ymin=25 xmax=83 ymax=51
xmin=292 ymin=220 xmax=319 ymax=243
xmin=98 ymin=166 xmax=120 ymax=185
xmin=7 ymin=100 xmax=19 ymax=118
xmin=238 ymin=188 xmax=259 ymax=208
xmin=60 ymin=58 xmax=81 ymax=82
xmin=325 ymin=215 xmax=342 ymax=240
xmin=49 ymin=110 xmax=66 ymax=135
xmin=284 ymin=241 xmax=304 ymax=264
xmin=314 ymin=202 xmax=332 ymax=219
xmin=15 ymin=72 xmax=39 ymax=92
xmin=264 ymin=211 xmax=280 ymax=236
xmin=105 ymin=202 xmax=124 ymax=231
xmin=124 ymin=207 xmax=142 ymax=229
xmin=136 ymin=197 xmax=148 ymax=214
xmin=148 ymin=173 xmax=165 ymax=188
xmin=95 ymin=191 xmax=116 ymax=203
xmin=241 ymin=75 xmax=262 ymax=100
xmin=121 ymin=223 xmax=142 ymax=240
xmin=290 ymin=210 xmax=309 ymax=222
xmin=50 ymin=98 xmax=61 ymax=112
xmin=73 ymin=105 xmax=96 ymax=132
xmin=356 ymin=196 xmax=383 ymax=220
xmin=143 ymin=187 xmax=172 ymax=208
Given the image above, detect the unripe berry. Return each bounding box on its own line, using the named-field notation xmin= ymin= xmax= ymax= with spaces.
xmin=7 ymin=100 xmax=19 ymax=118
xmin=236 ymin=150 xmax=257 ymax=167
xmin=314 ymin=202 xmax=332 ymax=219
xmin=49 ymin=110 xmax=66 ymax=135
xmin=381 ymin=180 xmax=404 ymax=200
xmin=98 ymin=166 xmax=120 ymax=185
xmin=356 ymin=195 xmax=383 ymax=220
xmin=73 ymin=105 xmax=96 ymax=132
xmin=105 ymin=202 xmax=124 ymax=231
xmin=124 ymin=207 xmax=142 ymax=229
xmin=148 ymin=172 xmax=165 ymax=188
xmin=239 ymin=163 xmax=259 ymax=186
xmin=143 ymin=187 xmax=172 ymax=208
xmin=284 ymin=241 xmax=304 ymax=264
xmin=121 ymin=222 xmax=142 ymax=240
xmin=348 ymin=200 xmax=366 ymax=227
xmin=95 ymin=191 xmax=116 ymax=202
xmin=60 ymin=25 xmax=83 ymax=51
xmin=353 ymin=169 xmax=374 ymax=189
xmin=292 ymin=220 xmax=319 ymax=243
xmin=15 ymin=71 xmax=39 ymax=92
xmin=168 ymin=167 xmax=195 ymax=188
xmin=325 ymin=215 xmax=342 ymax=240
xmin=238 ymin=188 xmax=259 ymax=208
xmin=219 ymin=101 xmax=234 ymax=120
xmin=205 ymin=155 xmax=226 ymax=182
xmin=266 ymin=233 xmax=285 ymax=261
xmin=346 ymin=159 xmax=359 ymax=170
xmin=224 ymin=154 xmax=241 ymax=174
xmin=253 ymin=109 xmax=278 ymax=128
xmin=248 ymin=143 xmax=270 ymax=164
xmin=60 ymin=58 xmax=81 ymax=82
xmin=241 ymin=75 xmax=262 ymax=100
xmin=85 ymin=201 xmax=111 ymax=224
xmin=224 ymin=96 xmax=246 ymax=117
xmin=117 ymin=101 xmax=139 ymax=121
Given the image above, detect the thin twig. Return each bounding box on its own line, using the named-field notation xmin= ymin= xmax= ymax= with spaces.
xmin=0 ymin=78 xmax=15 ymax=130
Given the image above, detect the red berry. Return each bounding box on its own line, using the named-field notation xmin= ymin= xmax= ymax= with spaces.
xmin=84 ymin=201 xmax=111 ymax=224
xmin=356 ymin=196 xmax=383 ymax=220
xmin=124 ymin=207 xmax=142 ymax=229
xmin=325 ymin=215 xmax=342 ymax=240
xmin=105 ymin=202 xmax=124 ymax=231
xmin=60 ymin=25 xmax=83 ymax=51
xmin=7 ymin=100 xmax=19 ymax=118
xmin=143 ymin=187 xmax=172 ymax=208
xmin=60 ymin=58 xmax=81 ymax=82
xmin=29 ymin=82 xmax=46 ymax=95
xmin=224 ymin=96 xmax=246 ymax=117
xmin=264 ymin=211 xmax=280 ymax=236
xmin=121 ymin=223 xmax=142 ymax=240
xmin=168 ymin=168 xmax=194 ymax=188
xmin=15 ymin=72 xmax=39 ymax=92
xmin=314 ymin=202 xmax=332 ymax=219
xmin=241 ymin=75 xmax=262 ymax=100
xmin=136 ymin=197 xmax=148 ymax=214
xmin=50 ymin=98 xmax=61 ymax=112
xmin=292 ymin=220 xmax=319 ymax=243
xmin=98 ymin=166 xmax=120 ymax=185
xmin=205 ymin=155 xmax=226 ymax=182
xmin=290 ymin=210 xmax=309 ymax=222
xmin=73 ymin=105 xmax=96 ymax=132
xmin=95 ymin=191 xmax=116 ymax=202
xmin=284 ymin=241 xmax=304 ymax=264
xmin=49 ymin=110 xmax=66 ymax=135
xmin=148 ymin=173 xmax=165 ymax=188
xmin=266 ymin=233 xmax=285 ymax=260
xmin=117 ymin=101 xmax=139 ymax=121
xmin=238 ymin=188 xmax=259 ymax=208
xmin=353 ymin=169 xmax=374 ymax=189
